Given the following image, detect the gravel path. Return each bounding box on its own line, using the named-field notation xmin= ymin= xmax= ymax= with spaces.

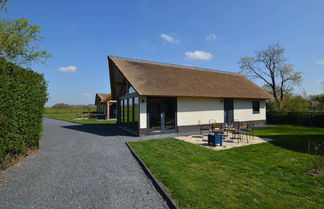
xmin=0 ymin=118 xmax=169 ymax=209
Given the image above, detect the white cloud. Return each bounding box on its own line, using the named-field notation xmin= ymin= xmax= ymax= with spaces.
xmin=185 ymin=50 xmax=214 ymax=60
xmin=160 ymin=33 xmax=180 ymax=43
xmin=56 ymin=65 xmax=77 ymax=73
xmin=83 ymin=93 xmax=91 ymax=97
xmin=316 ymin=59 xmax=324 ymax=65
xmin=205 ymin=33 xmax=217 ymax=41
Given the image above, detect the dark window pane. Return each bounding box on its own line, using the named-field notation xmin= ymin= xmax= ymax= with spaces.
xmin=134 ymin=97 xmax=139 ymax=130
xmin=253 ymin=101 xmax=260 ymax=114
xmin=128 ymin=98 xmax=133 ymax=128
xmin=124 ymin=99 xmax=128 ymax=125
xmin=149 ymin=102 xmax=161 ymax=132
xmin=164 ymin=102 xmax=176 ymax=130
xmin=121 ymin=100 xmax=124 ymax=124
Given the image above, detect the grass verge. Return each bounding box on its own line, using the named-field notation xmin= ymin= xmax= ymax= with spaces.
xmin=129 ymin=125 xmax=324 ymax=209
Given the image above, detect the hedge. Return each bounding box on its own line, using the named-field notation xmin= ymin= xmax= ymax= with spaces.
xmin=267 ymin=111 xmax=324 ymax=127
xmin=0 ymin=57 xmax=48 ymax=166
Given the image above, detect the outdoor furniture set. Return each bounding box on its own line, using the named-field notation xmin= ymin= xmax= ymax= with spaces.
xmin=199 ymin=120 xmax=255 ymax=147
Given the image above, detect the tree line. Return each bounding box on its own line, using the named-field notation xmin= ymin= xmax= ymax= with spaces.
xmin=49 ymin=103 xmax=96 ymax=109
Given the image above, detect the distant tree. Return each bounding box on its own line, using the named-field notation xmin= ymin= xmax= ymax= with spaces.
xmin=51 ymin=103 xmax=96 ymax=109
xmin=0 ymin=0 xmax=8 ymax=12
xmin=310 ymin=94 xmax=324 ymax=111
xmin=0 ymin=18 xmax=51 ymax=65
xmin=266 ymin=100 xmax=280 ymax=112
xmin=281 ymin=95 xmax=310 ymax=112
xmin=239 ymin=43 xmax=302 ymax=107
xmin=52 ymin=103 xmax=71 ymax=109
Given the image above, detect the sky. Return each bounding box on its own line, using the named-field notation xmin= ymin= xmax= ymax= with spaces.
xmin=4 ymin=0 xmax=324 ymax=106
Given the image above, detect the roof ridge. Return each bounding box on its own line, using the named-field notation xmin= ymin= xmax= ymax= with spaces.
xmin=108 ymin=55 xmax=241 ymax=76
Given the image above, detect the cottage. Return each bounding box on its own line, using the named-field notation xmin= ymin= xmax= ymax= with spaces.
xmin=94 ymin=93 xmax=117 ymax=120
xmin=108 ymin=56 xmax=272 ymax=136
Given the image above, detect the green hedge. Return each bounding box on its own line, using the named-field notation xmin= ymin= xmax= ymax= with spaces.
xmin=0 ymin=58 xmax=47 ymax=166
xmin=267 ymin=112 xmax=324 ymax=127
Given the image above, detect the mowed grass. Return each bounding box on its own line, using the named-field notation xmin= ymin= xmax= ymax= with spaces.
xmin=43 ymin=113 xmax=116 ymax=125
xmin=254 ymin=125 xmax=324 ymax=151
xmin=129 ymin=126 xmax=324 ymax=209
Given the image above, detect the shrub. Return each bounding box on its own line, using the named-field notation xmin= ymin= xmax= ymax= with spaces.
xmin=0 ymin=57 xmax=47 ymax=167
xmin=267 ymin=112 xmax=324 ymax=127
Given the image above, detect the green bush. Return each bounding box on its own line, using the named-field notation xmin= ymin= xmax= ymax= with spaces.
xmin=0 ymin=57 xmax=47 ymax=166
xmin=267 ymin=112 xmax=324 ymax=127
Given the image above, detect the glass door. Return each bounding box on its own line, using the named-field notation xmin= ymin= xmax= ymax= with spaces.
xmin=163 ymin=101 xmax=176 ymax=131
xmin=148 ymin=101 xmax=162 ymax=132
xmin=224 ymin=99 xmax=234 ymax=123
xmin=148 ymin=97 xmax=176 ymax=133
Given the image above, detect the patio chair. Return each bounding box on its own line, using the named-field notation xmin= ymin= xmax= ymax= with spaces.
xmin=212 ymin=123 xmax=225 ymax=135
xmin=223 ymin=123 xmax=234 ymax=141
xmin=209 ymin=119 xmax=216 ymax=125
xmin=232 ymin=121 xmax=245 ymax=143
xmin=198 ymin=120 xmax=210 ymax=135
xmin=238 ymin=123 xmax=249 ymax=143
xmin=245 ymin=122 xmax=254 ymax=141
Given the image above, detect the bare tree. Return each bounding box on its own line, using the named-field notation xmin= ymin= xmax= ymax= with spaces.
xmin=0 ymin=0 xmax=8 ymax=12
xmin=239 ymin=43 xmax=302 ymax=106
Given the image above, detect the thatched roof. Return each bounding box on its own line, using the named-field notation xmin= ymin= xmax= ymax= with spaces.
xmin=95 ymin=93 xmax=113 ymax=105
xmin=108 ymin=56 xmax=272 ymax=100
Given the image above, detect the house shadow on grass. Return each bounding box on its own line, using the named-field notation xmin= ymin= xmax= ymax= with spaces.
xmin=61 ymin=124 xmax=135 ymax=137
xmin=260 ymin=134 xmax=324 ymax=155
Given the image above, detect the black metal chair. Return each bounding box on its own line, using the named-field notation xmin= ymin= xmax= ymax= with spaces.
xmin=244 ymin=122 xmax=254 ymax=141
xmin=198 ymin=120 xmax=210 ymax=135
xmin=232 ymin=122 xmax=245 ymax=143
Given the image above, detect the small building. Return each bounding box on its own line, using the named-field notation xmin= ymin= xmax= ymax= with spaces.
xmin=108 ymin=56 xmax=272 ymax=135
xmin=94 ymin=93 xmax=117 ymax=120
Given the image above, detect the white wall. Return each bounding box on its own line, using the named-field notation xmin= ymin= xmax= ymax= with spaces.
xmin=177 ymin=97 xmax=224 ymax=126
xmin=139 ymin=96 xmax=147 ymax=129
xmin=139 ymin=97 xmax=266 ymax=129
xmin=233 ymin=99 xmax=266 ymax=121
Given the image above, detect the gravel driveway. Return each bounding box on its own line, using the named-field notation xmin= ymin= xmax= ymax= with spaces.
xmin=0 ymin=118 xmax=169 ymax=209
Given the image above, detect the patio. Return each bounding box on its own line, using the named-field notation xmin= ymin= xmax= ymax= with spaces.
xmin=176 ymin=133 xmax=272 ymax=151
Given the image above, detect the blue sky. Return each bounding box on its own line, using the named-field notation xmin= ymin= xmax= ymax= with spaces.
xmin=4 ymin=0 xmax=324 ymax=106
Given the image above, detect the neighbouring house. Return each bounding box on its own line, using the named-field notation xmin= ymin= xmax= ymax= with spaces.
xmin=94 ymin=93 xmax=117 ymax=120
xmin=108 ymin=56 xmax=272 ymax=136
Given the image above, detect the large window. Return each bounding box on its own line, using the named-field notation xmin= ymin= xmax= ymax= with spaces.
xmin=252 ymin=101 xmax=260 ymax=114
xmin=119 ymin=97 xmax=139 ymax=132
xmin=118 ymin=80 xmax=139 ymax=133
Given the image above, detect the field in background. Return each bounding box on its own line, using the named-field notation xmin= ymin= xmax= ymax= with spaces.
xmin=43 ymin=109 xmax=116 ymax=125
xmin=44 ymin=108 xmax=96 ymax=114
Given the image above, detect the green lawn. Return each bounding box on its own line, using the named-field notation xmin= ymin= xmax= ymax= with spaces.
xmin=254 ymin=125 xmax=324 ymax=152
xmin=43 ymin=113 xmax=116 ymax=125
xmin=129 ymin=125 xmax=324 ymax=209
